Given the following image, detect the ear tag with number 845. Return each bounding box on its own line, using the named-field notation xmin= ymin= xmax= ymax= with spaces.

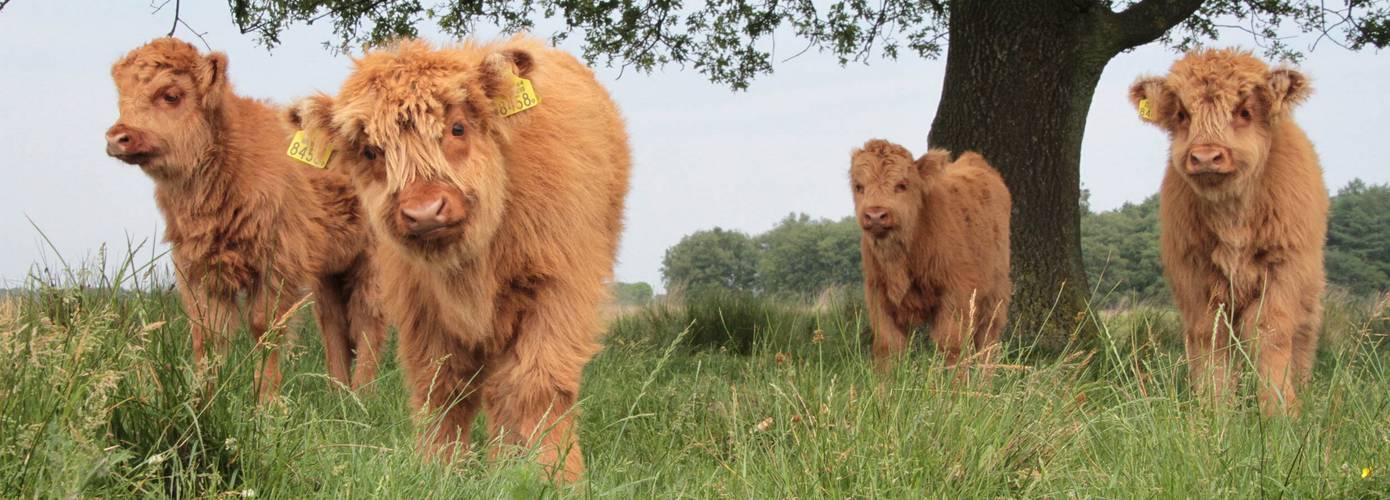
xmin=287 ymin=130 xmax=333 ymax=169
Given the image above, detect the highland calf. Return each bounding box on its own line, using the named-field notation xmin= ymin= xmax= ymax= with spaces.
xmin=288 ymin=36 xmax=631 ymax=481
xmin=850 ymin=140 xmax=1011 ymax=371
xmin=1130 ymin=49 xmax=1328 ymax=415
xmin=106 ymin=38 xmax=387 ymax=394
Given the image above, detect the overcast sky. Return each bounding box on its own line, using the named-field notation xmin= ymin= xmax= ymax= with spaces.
xmin=1 ymin=2 xmax=1386 ymax=290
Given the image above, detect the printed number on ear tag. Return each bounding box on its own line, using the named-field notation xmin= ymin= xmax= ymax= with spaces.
xmin=287 ymin=130 xmax=333 ymax=169
xmin=1138 ymin=98 xmax=1154 ymax=121
xmin=495 ymin=74 xmax=540 ymax=117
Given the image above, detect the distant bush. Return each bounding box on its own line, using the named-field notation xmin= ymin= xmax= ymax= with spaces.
xmin=607 ymin=287 xmax=871 ymax=360
xmin=659 ymin=214 xmax=862 ymax=299
xmin=1080 ymin=194 xmax=1167 ymax=305
xmin=678 ymin=290 xmax=815 ymax=354
xmin=611 ymin=281 xmax=654 ymax=306
xmin=755 ymin=214 xmax=862 ymax=297
xmin=660 ymin=228 xmax=759 ymax=294
xmin=1326 ymin=180 xmax=1390 ymax=296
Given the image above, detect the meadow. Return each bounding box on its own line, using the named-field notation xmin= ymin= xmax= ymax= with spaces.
xmin=2 ymin=252 xmax=1388 ymax=498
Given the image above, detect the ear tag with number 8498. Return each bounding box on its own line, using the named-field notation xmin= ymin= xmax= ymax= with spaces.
xmin=495 ymin=74 xmax=540 ymax=117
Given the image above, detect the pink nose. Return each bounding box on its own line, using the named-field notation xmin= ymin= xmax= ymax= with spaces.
xmin=860 ymin=207 xmax=895 ymax=236
xmin=105 ymin=123 xmax=144 ymax=156
xmin=866 ymin=209 xmax=892 ymax=225
xmin=400 ymin=198 xmax=447 ymax=234
xmin=108 ymin=131 xmax=130 ymax=149
xmin=1187 ymin=145 xmax=1228 ymax=174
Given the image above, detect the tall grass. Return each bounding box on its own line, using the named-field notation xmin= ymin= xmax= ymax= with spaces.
xmin=608 ymin=288 xmax=864 ymax=357
xmin=2 ymin=252 xmax=1388 ymax=497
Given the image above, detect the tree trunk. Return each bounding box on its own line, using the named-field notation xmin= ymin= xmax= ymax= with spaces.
xmin=928 ymin=1 xmax=1126 ymax=351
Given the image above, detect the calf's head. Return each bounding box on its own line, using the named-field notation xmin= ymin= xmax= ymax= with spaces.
xmin=1130 ymin=49 xmax=1311 ymax=197
xmin=850 ymin=140 xmax=942 ymax=243
xmin=107 ymin=38 xmax=229 ymax=178
xmin=290 ymin=40 xmax=534 ymax=262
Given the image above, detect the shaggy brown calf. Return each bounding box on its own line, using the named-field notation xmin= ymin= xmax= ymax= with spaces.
xmin=1130 ymin=49 xmax=1328 ymax=415
xmin=106 ymin=38 xmax=387 ymax=393
xmin=850 ymin=140 xmax=1011 ymax=371
xmin=289 ymin=36 xmax=630 ymax=481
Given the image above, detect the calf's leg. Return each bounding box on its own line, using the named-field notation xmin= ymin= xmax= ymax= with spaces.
xmin=481 ymin=283 xmax=600 ymax=483
xmin=866 ymin=285 xmax=911 ymax=372
xmin=178 ymin=282 xmax=236 ymax=370
xmin=1182 ymin=295 xmax=1238 ymax=406
xmin=1290 ymin=300 xmax=1321 ymax=387
xmin=345 ymin=264 xmax=388 ymax=390
xmin=1244 ymin=300 xmax=1304 ymax=416
xmin=971 ymin=295 xmax=1009 ymax=381
xmin=399 ymin=319 xmax=486 ymax=461
xmin=247 ymin=284 xmax=307 ymax=400
xmin=312 ymin=279 xmax=354 ymax=387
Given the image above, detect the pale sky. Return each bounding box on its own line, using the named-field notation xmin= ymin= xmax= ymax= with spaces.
xmin=1 ymin=2 xmax=1386 ymax=290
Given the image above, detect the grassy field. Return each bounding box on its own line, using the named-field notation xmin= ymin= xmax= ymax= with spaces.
xmin=2 ymin=262 xmax=1389 ymax=498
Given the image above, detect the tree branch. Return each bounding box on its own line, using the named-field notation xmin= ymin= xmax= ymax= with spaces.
xmin=1109 ymin=0 xmax=1205 ymax=50
xmin=152 ymin=0 xmax=210 ymax=50
xmin=179 ymin=17 xmax=213 ymax=51
xmin=168 ymin=0 xmax=179 ymax=37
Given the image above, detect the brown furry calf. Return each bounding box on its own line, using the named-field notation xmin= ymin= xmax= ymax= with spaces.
xmin=850 ymin=140 xmax=1011 ymax=371
xmin=105 ymin=38 xmax=387 ymax=394
xmin=289 ymin=36 xmax=630 ymax=481
xmin=1130 ymin=49 xmax=1328 ymax=415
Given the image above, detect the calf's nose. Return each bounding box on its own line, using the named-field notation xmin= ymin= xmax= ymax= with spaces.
xmin=105 ymin=124 xmax=139 ymax=156
xmin=1187 ymin=145 xmax=1228 ymax=174
xmin=861 ymin=208 xmax=894 ymax=235
xmin=866 ymin=209 xmax=892 ymax=226
xmin=401 ymin=197 xmax=448 ymax=234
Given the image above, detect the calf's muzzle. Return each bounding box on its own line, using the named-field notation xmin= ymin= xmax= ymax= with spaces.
xmin=104 ymin=123 xmax=153 ymax=162
xmin=396 ymin=182 xmax=468 ymax=236
xmin=860 ymin=207 xmax=895 ymax=238
xmin=1185 ymin=144 xmax=1232 ymax=176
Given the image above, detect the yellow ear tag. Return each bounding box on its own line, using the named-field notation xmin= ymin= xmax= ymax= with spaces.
xmin=495 ymin=73 xmax=540 ymax=117
xmin=287 ymin=130 xmax=333 ymax=169
xmin=1138 ymin=98 xmax=1154 ymax=121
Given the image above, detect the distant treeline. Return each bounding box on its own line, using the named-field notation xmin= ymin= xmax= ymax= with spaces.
xmin=655 ymin=213 xmax=861 ymax=300
xmin=1082 ymin=179 xmax=1390 ymax=303
xmin=625 ymin=179 xmax=1390 ymax=305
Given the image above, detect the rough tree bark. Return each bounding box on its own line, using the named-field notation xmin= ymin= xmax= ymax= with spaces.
xmin=928 ymin=0 xmax=1201 ymax=350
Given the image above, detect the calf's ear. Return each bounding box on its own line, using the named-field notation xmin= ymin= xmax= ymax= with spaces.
xmin=1128 ymin=76 xmax=1168 ymax=125
xmin=479 ymin=48 xmax=536 ymax=100
xmin=916 ymin=149 xmax=952 ymax=177
xmin=196 ymin=52 xmax=229 ymax=110
xmin=1267 ymin=68 xmax=1311 ymax=112
xmin=286 ymin=94 xmax=338 ymax=136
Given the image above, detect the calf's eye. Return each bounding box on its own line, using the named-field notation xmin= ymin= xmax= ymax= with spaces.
xmin=895 ymin=182 xmax=908 ymax=193
xmin=361 ymin=146 xmax=378 ymax=161
xmin=451 ymin=123 xmax=465 ymax=137
xmin=1176 ymin=109 xmax=1188 ymax=122
xmin=854 ymin=184 xmax=864 ymax=194
xmin=1238 ymin=108 xmax=1252 ymax=120
xmin=163 ymin=93 xmax=181 ymax=104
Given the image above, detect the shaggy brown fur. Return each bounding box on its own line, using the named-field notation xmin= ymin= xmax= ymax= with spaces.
xmin=1130 ymin=49 xmax=1328 ymax=415
xmin=850 ymin=140 xmax=1011 ymax=372
xmin=289 ymin=35 xmax=630 ymax=481
xmin=106 ymin=38 xmax=387 ymax=394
